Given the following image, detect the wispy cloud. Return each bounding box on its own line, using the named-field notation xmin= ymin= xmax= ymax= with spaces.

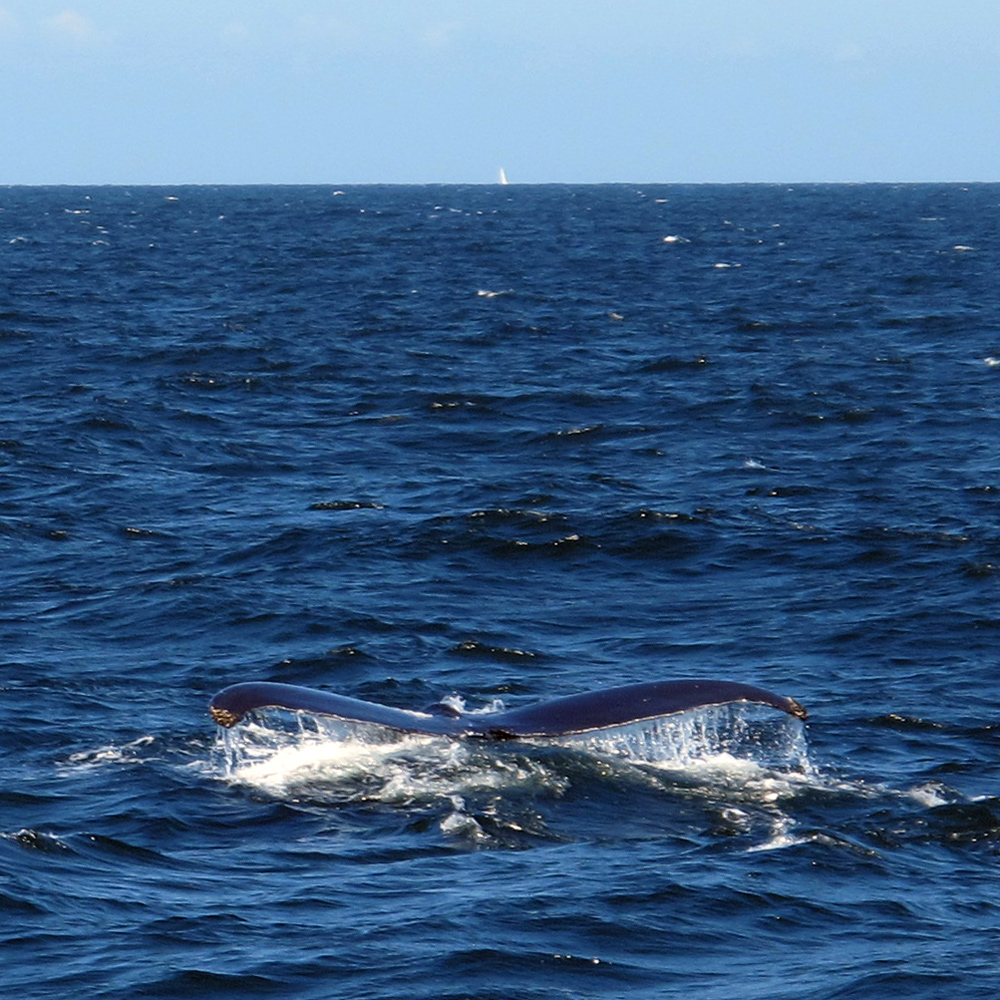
xmin=293 ymin=13 xmax=362 ymax=48
xmin=42 ymin=9 xmax=101 ymax=45
xmin=0 ymin=5 xmax=18 ymax=36
xmin=220 ymin=20 xmax=253 ymax=49
xmin=833 ymin=42 xmax=866 ymax=63
xmin=419 ymin=21 xmax=462 ymax=50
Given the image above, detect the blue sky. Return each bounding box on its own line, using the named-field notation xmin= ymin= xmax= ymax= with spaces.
xmin=1 ymin=1 xmax=998 ymax=184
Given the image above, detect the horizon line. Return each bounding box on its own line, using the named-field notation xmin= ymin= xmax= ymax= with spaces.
xmin=2 ymin=178 xmax=998 ymax=188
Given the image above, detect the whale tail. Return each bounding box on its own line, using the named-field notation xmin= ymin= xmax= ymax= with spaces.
xmin=209 ymin=678 xmax=806 ymax=737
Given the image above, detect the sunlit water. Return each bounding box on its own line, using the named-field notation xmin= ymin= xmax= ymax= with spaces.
xmin=4 ymin=183 xmax=1000 ymax=999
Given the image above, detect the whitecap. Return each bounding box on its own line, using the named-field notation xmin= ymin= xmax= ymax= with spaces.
xmin=438 ymin=795 xmax=487 ymax=840
xmin=745 ymin=814 xmax=810 ymax=852
xmin=60 ymin=735 xmax=159 ymax=772
xmin=436 ymin=693 xmax=506 ymax=716
xmin=904 ymin=782 xmax=953 ymax=808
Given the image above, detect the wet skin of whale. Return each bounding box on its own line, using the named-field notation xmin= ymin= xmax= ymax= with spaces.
xmin=209 ymin=679 xmax=807 ymax=738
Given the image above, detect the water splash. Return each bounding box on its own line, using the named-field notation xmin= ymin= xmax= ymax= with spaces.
xmin=213 ymin=701 xmax=810 ymax=806
xmin=556 ymin=702 xmax=811 ymax=772
xmin=215 ymin=709 xmax=566 ymax=809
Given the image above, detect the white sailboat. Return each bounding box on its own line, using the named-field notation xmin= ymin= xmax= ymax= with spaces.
xmin=498 ymin=167 xmax=509 ymax=185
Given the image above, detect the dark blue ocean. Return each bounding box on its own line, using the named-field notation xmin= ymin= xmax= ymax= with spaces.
xmin=3 ymin=183 xmax=1000 ymax=999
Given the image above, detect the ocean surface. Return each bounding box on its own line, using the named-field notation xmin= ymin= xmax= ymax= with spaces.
xmin=2 ymin=183 xmax=1000 ymax=999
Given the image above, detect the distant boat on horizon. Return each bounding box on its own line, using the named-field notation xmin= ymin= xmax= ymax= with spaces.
xmin=498 ymin=167 xmax=509 ymax=185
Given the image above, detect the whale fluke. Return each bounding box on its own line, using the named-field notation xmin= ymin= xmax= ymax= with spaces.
xmin=209 ymin=678 xmax=806 ymax=737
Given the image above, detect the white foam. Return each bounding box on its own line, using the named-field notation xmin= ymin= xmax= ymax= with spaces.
xmin=745 ymin=817 xmax=813 ymax=853
xmin=225 ymin=734 xmax=419 ymax=797
xmin=60 ymin=735 xmax=159 ymax=772
xmin=436 ymin=693 xmax=506 ymax=716
xmin=439 ymin=796 xmax=487 ymax=840
xmin=216 ymin=715 xmax=565 ymax=808
xmin=903 ymin=781 xmax=952 ymax=808
xmin=207 ymin=703 xmax=831 ymax=854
